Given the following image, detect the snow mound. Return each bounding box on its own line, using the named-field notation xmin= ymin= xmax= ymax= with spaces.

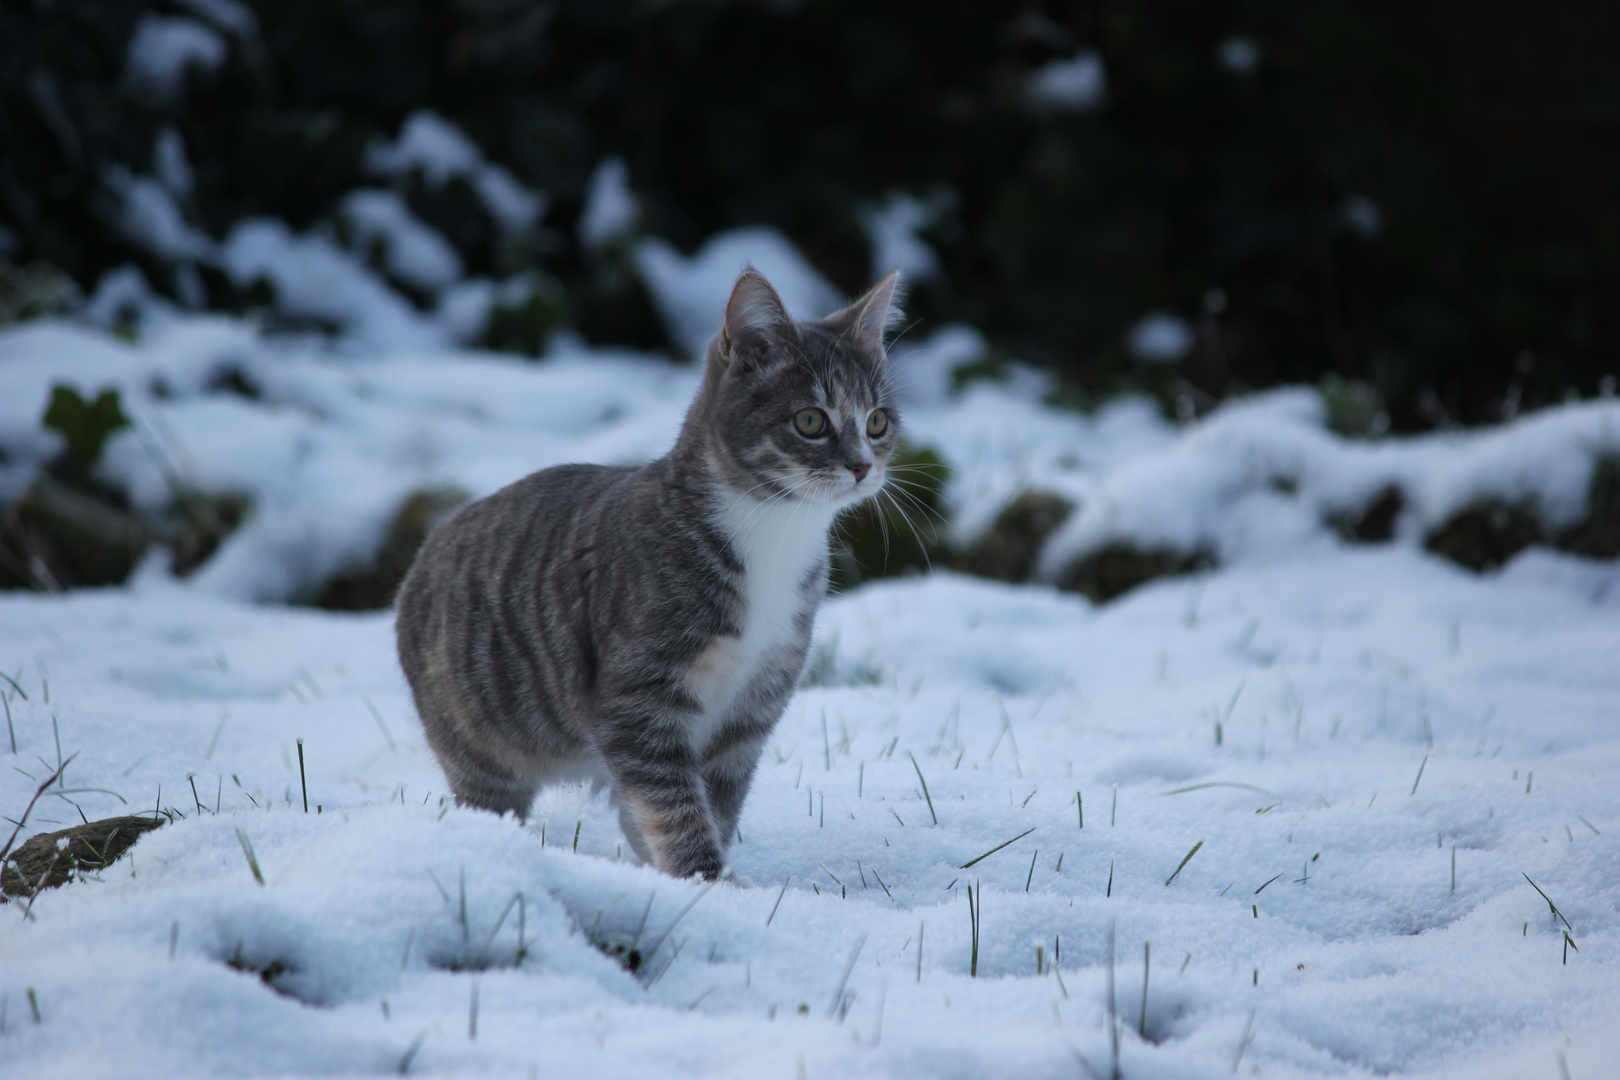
xmin=124 ymin=15 xmax=227 ymax=102
xmin=365 ymin=111 xmax=545 ymax=234
xmin=220 ymin=219 xmax=449 ymax=352
xmin=634 ymin=227 xmax=845 ymax=354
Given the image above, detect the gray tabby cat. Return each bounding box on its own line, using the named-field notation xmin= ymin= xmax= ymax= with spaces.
xmin=396 ymin=268 xmax=902 ymax=879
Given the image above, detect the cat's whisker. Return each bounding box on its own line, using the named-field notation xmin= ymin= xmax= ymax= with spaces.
xmin=879 ymin=487 xmax=936 ymax=574
xmin=881 ymin=479 xmax=948 ymax=528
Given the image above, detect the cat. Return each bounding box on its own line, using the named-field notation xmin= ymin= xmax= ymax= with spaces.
xmin=395 ymin=267 xmax=903 ymax=879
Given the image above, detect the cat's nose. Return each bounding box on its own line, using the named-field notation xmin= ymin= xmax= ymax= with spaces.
xmin=847 ymin=462 xmax=871 ymax=483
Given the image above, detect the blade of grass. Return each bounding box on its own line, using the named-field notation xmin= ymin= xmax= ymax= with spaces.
xmin=1160 ymin=781 xmax=1275 ymax=797
xmin=960 ymin=826 xmax=1036 ymax=869
xmin=1522 ymin=873 xmax=1574 ymax=932
xmin=234 ymin=827 xmax=265 ymax=885
xmin=296 ymin=738 xmax=308 ymax=812
xmin=908 ymin=752 xmax=937 ymax=825
xmin=826 ymin=931 xmax=867 ymax=1017
xmin=0 ymin=754 xmax=76 ymax=863
xmin=1164 ymin=840 xmax=1204 ymax=886
xmin=766 ymin=875 xmax=791 ymax=926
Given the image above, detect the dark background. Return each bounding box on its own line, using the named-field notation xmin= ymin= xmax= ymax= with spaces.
xmin=4 ymin=0 xmax=1618 ymax=429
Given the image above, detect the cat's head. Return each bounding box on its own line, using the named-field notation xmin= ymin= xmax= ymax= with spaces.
xmin=690 ymin=267 xmax=904 ymax=511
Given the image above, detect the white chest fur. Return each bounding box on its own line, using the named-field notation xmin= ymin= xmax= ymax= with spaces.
xmin=685 ymin=494 xmax=836 ymax=746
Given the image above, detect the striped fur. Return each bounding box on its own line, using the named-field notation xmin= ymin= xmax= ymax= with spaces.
xmin=396 ymin=269 xmax=902 ymax=878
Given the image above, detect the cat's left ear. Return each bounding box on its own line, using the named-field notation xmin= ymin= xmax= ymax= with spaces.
xmin=823 ymin=269 xmax=904 ymax=357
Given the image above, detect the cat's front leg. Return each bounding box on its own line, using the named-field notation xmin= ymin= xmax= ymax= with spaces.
xmin=702 ymin=723 xmax=772 ymax=850
xmin=598 ymin=698 xmax=724 ymax=879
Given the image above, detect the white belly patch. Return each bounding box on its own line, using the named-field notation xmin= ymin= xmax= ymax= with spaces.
xmin=685 ymin=493 xmax=834 ymax=747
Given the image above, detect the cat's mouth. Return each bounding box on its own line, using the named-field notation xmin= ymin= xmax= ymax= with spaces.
xmin=833 ymin=467 xmax=883 ymax=505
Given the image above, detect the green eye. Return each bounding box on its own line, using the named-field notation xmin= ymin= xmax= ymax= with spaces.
xmin=794 ymin=408 xmax=828 ymax=437
xmin=866 ymin=408 xmax=889 ymax=438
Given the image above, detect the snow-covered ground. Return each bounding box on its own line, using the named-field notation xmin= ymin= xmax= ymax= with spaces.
xmin=2 ymin=301 xmax=1618 ymax=1078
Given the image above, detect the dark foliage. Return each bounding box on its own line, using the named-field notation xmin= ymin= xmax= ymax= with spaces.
xmin=2 ymin=0 xmax=1617 ymax=425
xmin=1056 ymin=542 xmax=1214 ymax=602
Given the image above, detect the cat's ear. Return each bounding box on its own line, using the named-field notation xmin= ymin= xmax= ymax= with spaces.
xmin=823 ymin=268 xmax=904 ymax=356
xmin=720 ymin=269 xmax=791 ymax=362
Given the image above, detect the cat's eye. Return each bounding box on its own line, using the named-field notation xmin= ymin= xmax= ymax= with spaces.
xmin=866 ymin=409 xmax=889 ymax=438
xmin=794 ymin=408 xmax=829 ymax=437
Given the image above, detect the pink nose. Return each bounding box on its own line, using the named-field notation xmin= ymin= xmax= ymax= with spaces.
xmin=848 ymin=462 xmax=871 ymax=483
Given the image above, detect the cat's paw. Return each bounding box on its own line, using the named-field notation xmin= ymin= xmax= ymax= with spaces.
xmin=718 ymin=867 xmax=753 ymax=888
xmin=661 ymin=842 xmax=724 ymax=881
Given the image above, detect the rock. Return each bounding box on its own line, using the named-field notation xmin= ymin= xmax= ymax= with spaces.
xmin=1329 ymin=484 xmax=1405 ymax=543
xmin=955 ymin=490 xmax=1075 ymax=582
xmin=1056 ymin=543 xmax=1214 ymax=603
xmin=1423 ymin=501 xmax=1542 ymax=572
xmin=1556 ymin=454 xmax=1620 ymax=560
xmin=2 ymin=814 xmax=165 ymax=899
xmin=317 ymin=486 xmax=468 ymax=610
xmin=0 ymin=475 xmax=148 ymax=590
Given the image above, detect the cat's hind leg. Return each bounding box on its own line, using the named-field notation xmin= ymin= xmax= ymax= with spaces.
xmin=613 ymin=799 xmax=656 ymax=865
xmin=421 ymin=716 xmax=541 ymax=818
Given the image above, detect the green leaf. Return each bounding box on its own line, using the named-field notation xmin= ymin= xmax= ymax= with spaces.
xmin=42 ymin=384 xmax=130 ymax=467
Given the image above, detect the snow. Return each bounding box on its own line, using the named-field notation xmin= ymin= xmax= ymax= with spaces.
xmin=578 ymin=158 xmax=637 ymax=251
xmin=219 ymin=220 xmax=449 ymax=352
xmin=104 ymin=168 xmax=215 ymax=264
xmin=634 ymin=227 xmax=845 ymax=355
xmin=82 ymin=266 xmax=182 ymax=338
xmin=1027 ymin=49 xmax=1108 ymax=112
xmin=172 ymin=0 xmax=258 ymax=38
xmin=861 ymin=193 xmax=942 ymax=282
xmin=153 ymin=128 xmax=195 ymax=197
xmin=365 ymin=112 xmax=545 ymax=235
xmin=340 ymin=190 xmax=464 ymax=295
xmin=1128 ymin=311 xmax=1195 ymax=363
xmin=2 ymin=240 xmax=1619 ymax=1077
xmin=124 ymin=15 xmax=227 ymax=103
xmin=1032 ymin=389 xmax=1620 ymax=579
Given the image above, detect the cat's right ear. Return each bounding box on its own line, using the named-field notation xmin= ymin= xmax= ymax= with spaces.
xmin=719 ymin=269 xmax=790 ymax=369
